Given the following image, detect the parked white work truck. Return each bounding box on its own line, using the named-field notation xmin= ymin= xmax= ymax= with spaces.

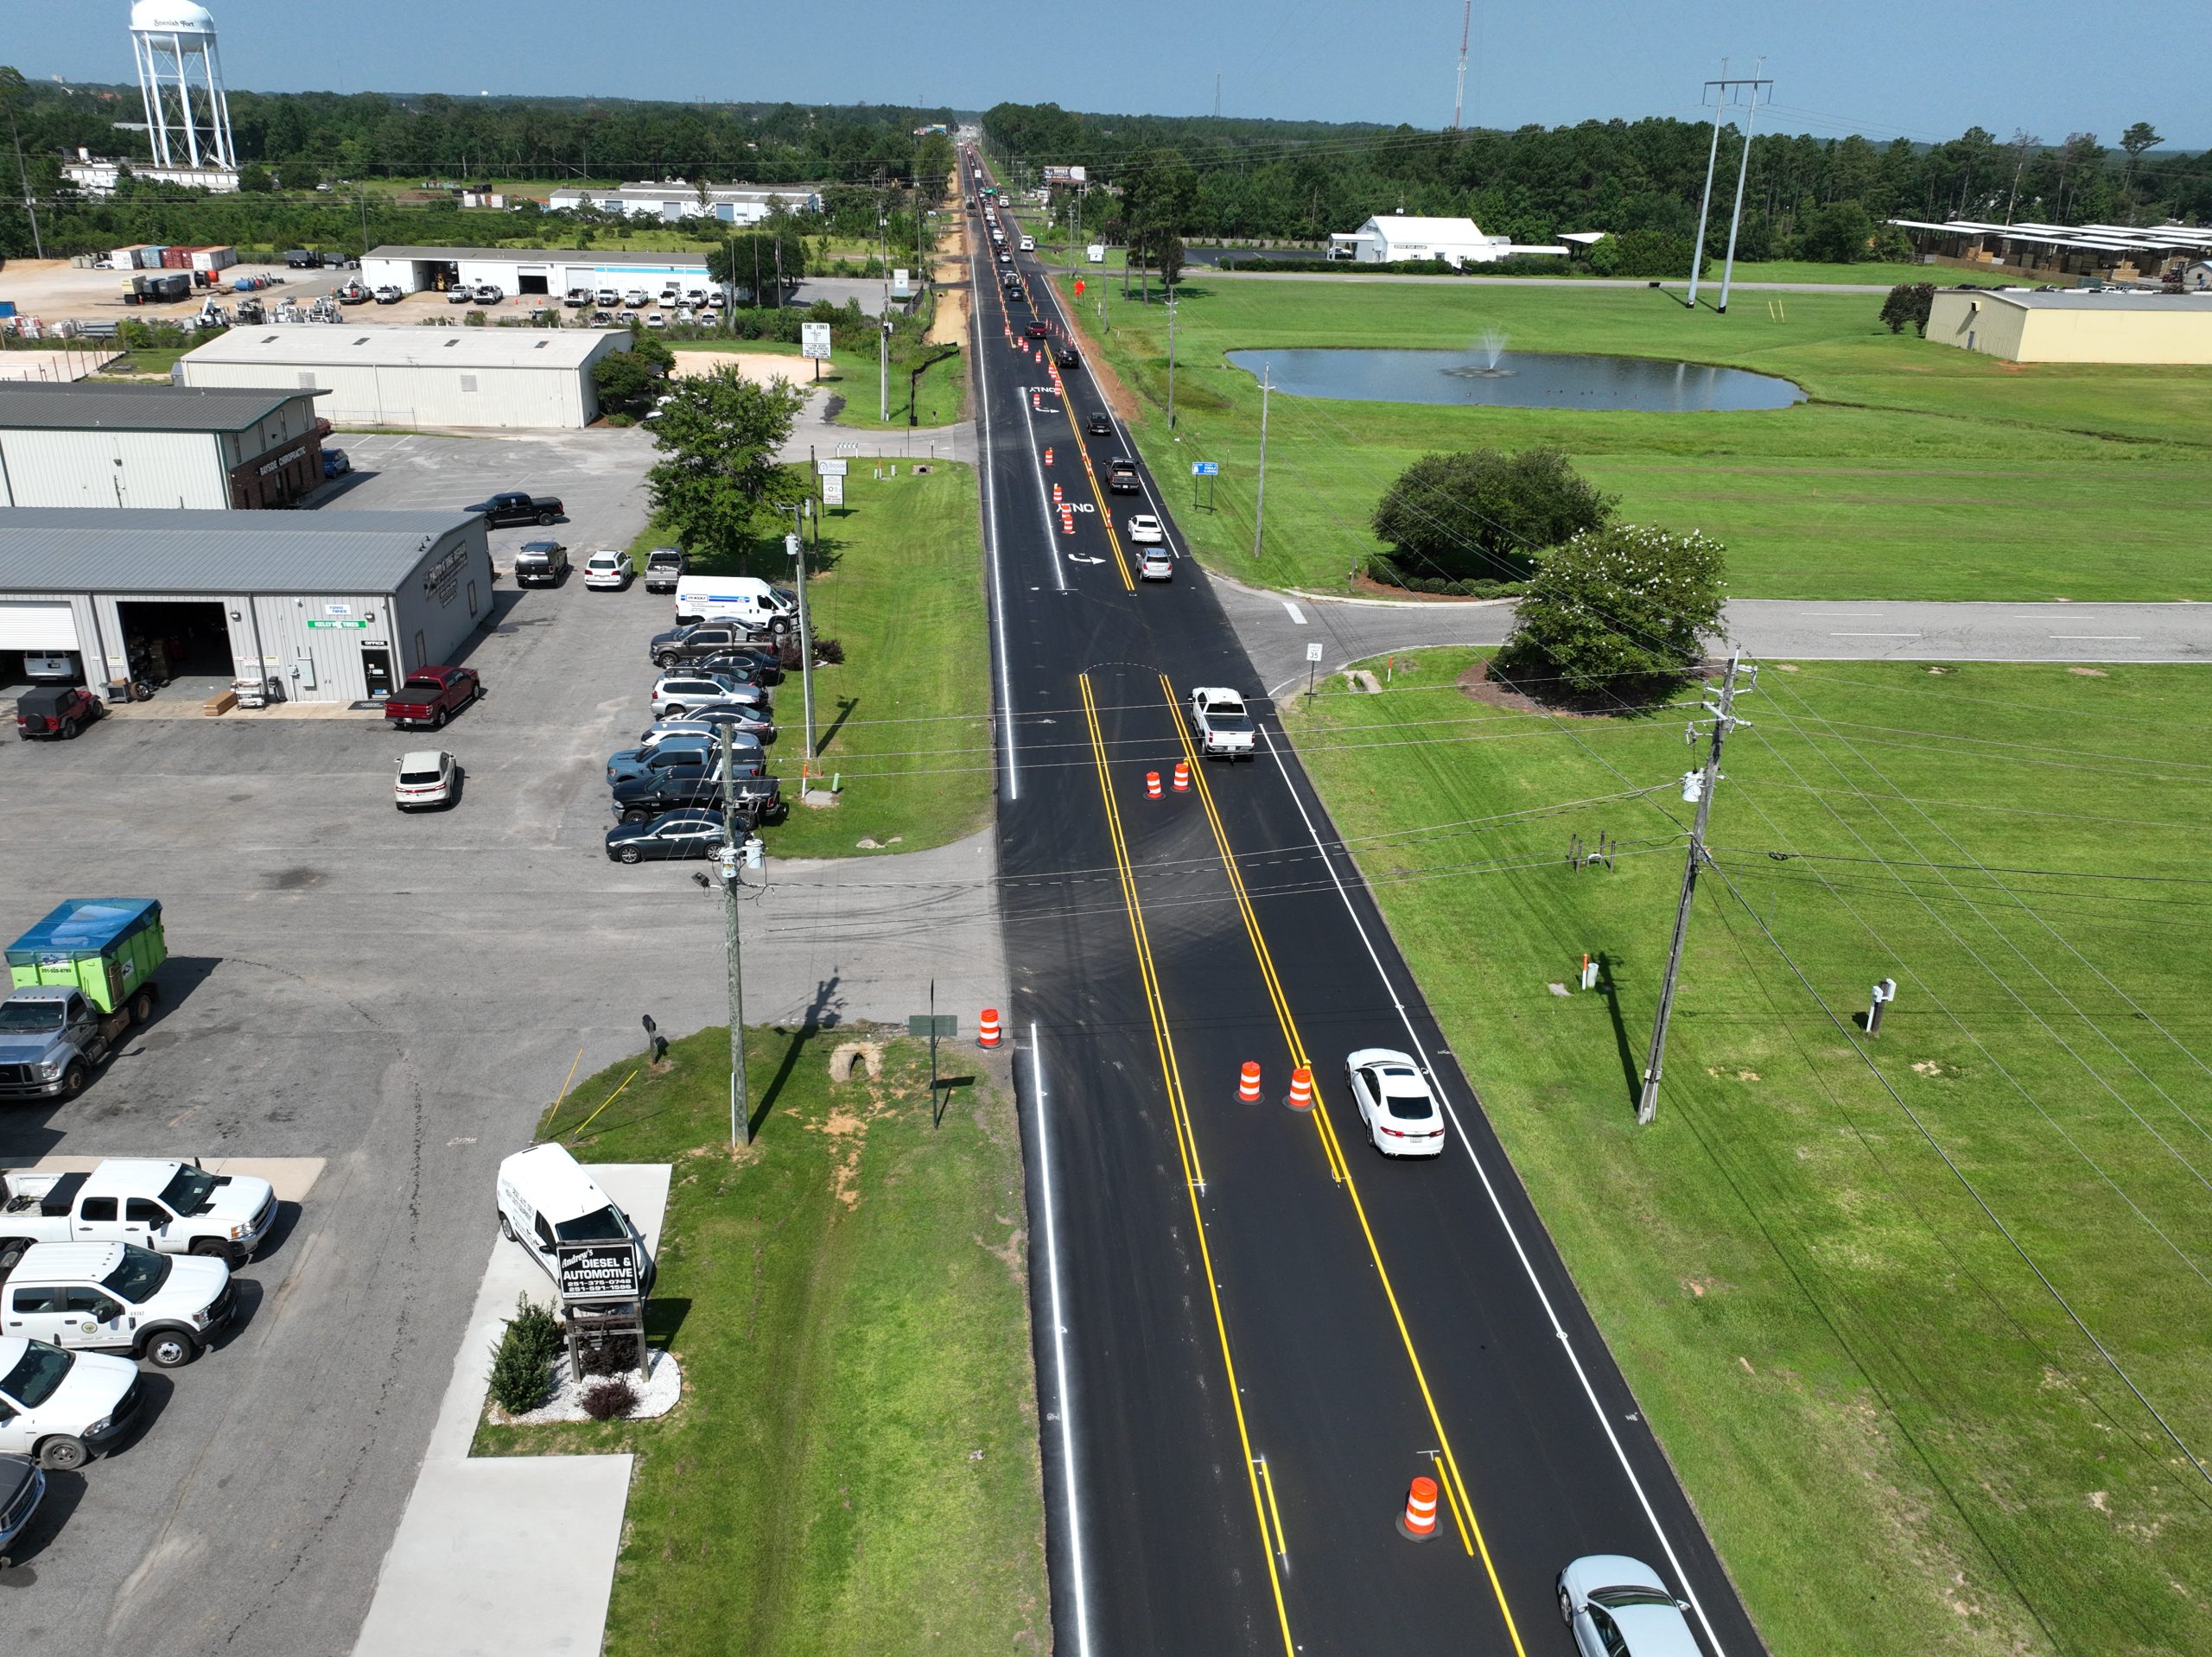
xmin=0 ymin=1160 xmax=276 ymax=1267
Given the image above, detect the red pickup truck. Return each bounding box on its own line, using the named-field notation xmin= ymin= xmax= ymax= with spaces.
xmin=382 ymin=665 xmax=482 ymax=730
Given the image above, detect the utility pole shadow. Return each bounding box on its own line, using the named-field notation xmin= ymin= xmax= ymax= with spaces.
xmin=752 ymin=974 xmax=842 ymax=1136
xmin=1593 ymin=952 xmax=1644 ymax=1114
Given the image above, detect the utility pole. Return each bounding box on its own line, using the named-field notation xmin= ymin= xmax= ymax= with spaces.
xmin=1637 ymin=655 xmax=1755 ymax=1125
xmin=719 ymin=724 xmax=752 ymax=1148
xmin=1685 ymin=62 xmax=1727 ymax=308
xmin=879 ymin=317 xmax=891 ymax=423
xmin=1250 ymin=364 xmax=1272 ymax=559
xmin=0 ymin=67 xmax=41 ymax=260
xmin=787 ymin=529 xmax=817 ymax=766
xmin=1165 ymin=295 xmax=1179 ymax=429
xmin=1715 ymin=62 xmax=1769 ymax=315
xmin=1452 ymin=0 xmax=1471 ymax=131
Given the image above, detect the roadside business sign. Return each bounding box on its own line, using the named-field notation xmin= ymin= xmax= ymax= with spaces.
xmin=817 ymin=457 xmax=849 ymax=477
xmin=305 ymin=619 xmax=368 ymax=630
xmin=1192 ymin=460 xmax=1220 ymax=476
xmin=821 ymin=474 xmax=845 ymax=507
xmin=892 ymin=269 xmax=912 ymax=298
xmin=556 ymin=1241 xmax=642 ymax=1303
xmin=800 ymin=321 xmax=832 ymax=361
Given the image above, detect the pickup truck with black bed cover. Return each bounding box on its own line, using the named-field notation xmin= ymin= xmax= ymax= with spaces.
xmin=466 ymin=491 xmax=564 ymax=527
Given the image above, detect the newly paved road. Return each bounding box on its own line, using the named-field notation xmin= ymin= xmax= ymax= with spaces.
xmin=1216 ymin=583 xmax=2212 ymax=697
xmin=970 ymin=153 xmax=1764 ymax=1657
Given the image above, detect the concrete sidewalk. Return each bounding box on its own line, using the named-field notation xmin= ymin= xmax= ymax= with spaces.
xmin=353 ymin=1164 xmax=670 ymax=1657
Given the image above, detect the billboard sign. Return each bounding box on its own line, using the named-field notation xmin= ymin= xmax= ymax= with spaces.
xmin=556 ymin=1241 xmax=642 ymax=1303
xmin=800 ymin=321 xmax=832 ymax=360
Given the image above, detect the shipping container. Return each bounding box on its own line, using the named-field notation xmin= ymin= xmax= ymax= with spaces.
xmin=6 ymin=899 xmax=168 ymax=1016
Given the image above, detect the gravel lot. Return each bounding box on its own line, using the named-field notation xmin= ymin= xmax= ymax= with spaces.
xmin=0 ymin=426 xmax=871 ymax=1654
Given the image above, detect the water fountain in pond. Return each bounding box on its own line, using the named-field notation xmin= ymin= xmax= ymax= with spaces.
xmin=1446 ymin=326 xmax=1514 ymax=378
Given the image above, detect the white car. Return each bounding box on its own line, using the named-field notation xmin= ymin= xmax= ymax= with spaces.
xmin=1126 ymin=514 xmax=1165 ymax=545
xmin=394 ymin=749 xmax=458 ymax=811
xmin=651 ymin=675 xmax=766 ymax=721
xmin=3 ymin=1241 xmax=234 ymax=1369
xmin=1189 ymin=687 xmax=1256 ymax=759
xmin=644 ymin=311 xmax=667 ymax=329
xmin=998 ymin=251 xmax=1013 ymax=263
xmin=584 ymin=550 xmax=633 ymax=590
xmin=1138 ymin=548 xmax=1174 ymax=581
xmin=1558 ymin=1557 xmax=1700 ymax=1657
xmin=1344 ymin=1048 xmax=1446 ymax=1158
xmin=0 ymin=1336 xmax=142 ymax=1470
xmin=1020 ymin=235 xmax=1035 ymax=251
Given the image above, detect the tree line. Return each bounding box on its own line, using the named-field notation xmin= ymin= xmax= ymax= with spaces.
xmin=983 ymin=101 xmax=2202 ymax=260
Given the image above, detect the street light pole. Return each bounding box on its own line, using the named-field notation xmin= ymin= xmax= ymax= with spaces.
xmin=788 ymin=529 xmax=817 ymax=768
xmin=1251 ymin=363 xmax=1272 ymax=558
xmin=1166 ymin=295 xmax=1179 ymax=429
xmin=719 ymin=725 xmax=751 ymax=1148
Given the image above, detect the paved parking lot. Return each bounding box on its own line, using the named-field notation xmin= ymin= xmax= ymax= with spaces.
xmin=0 ymin=426 xmax=1001 ymax=1654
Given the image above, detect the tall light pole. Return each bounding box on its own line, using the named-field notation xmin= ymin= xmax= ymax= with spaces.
xmin=719 ymin=725 xmax=752 ymax=1147
xmin=1165 ymin=295 xmax=1179 ymax=429
xmin=788 ymin=529 xmax=817 ymax=767
xmin=0 ymin=67 xmax=41 ymax=261
xmin=1250 ymin=363 xmax=1272 ymax=559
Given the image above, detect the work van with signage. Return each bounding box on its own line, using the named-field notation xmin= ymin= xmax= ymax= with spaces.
xmin=494 ymin=1144 xmax=654 ymax=1300
xmin=671 ymin=575 xmax=798 ymax=636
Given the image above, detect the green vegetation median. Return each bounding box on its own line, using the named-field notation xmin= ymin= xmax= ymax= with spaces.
xmin=1065 ymin=276 xmax=2212 ymax=602
xmin=626 ymin=462 xmax=989 ymax=860
xmin=1281 ymin=650 xmax=2212 ymax=1657
xmin=477 ymin=1028 xmax=1046 ymax=1657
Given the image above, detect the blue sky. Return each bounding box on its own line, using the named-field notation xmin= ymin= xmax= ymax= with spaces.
xmin=29 ymin=0 xmax=2207 ymax=149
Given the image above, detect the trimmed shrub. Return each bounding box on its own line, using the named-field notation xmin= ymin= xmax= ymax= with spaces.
xmin=486 ymin=1294 xmax=562 ymax=1415
xmin=581 ymin=1377 xmax=638 ymax=1421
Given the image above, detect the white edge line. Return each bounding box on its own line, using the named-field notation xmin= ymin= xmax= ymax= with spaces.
xmin=970 ymin=230 xmax=1022 ymax=800
xmin=1256 ymin=724 xmax=1732 ymax=1657
xmin=1032 ymin=1025 xmax=1094 ymax=1657
xmin=1284 ymin=601 xmax=1308 ymax=625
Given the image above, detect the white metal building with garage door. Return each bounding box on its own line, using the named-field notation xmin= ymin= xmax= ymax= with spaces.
xmin=0 ymin=507 xmax=493 ymax=705
xmin=0 ymin=381 xmax=328 ymax=510
xmin=359 ymin=243 xmax=717 ymax=300
xmin=177 ymin=327 xmax=630 ymax=429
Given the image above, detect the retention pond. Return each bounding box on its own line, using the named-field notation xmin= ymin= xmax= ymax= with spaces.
xmin=1224 ymin=346 xmax=1806 ymax=412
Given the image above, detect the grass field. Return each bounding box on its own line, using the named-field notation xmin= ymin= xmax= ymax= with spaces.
xmin=624 ymin=463 xmax=989 ymax=859
xmin=668 ymin=335 xmax=968 ymax=429
xmin=474 ymin=1029 xmax=1046 ymax=1657
xmin=1281 ymin=650 xmax=2212 ymax=1657
xmin=1062 ymin=276 xmax=2212 ymax=602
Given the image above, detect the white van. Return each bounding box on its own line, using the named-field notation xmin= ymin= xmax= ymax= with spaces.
xmin=1019 ymin=235 xmax=1035 ymax=252
xmin=495 ymin=1145 xmax=655 ymax=1298
xmin=671 ymin=575 xmax=798 ymax=635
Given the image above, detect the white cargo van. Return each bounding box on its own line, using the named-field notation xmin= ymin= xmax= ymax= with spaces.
xmin=671 ymin=575 xmax=798 ymax=635
xmin=495 ymin=1145 xmax=655 ymax=1298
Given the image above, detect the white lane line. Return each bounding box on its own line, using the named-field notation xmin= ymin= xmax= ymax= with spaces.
xmin=971 ymin=230 xmax=1021 ymax=798
xmin=2050 ymin=634 xmax=2142 ymax=640
xmin=1031 ymin=1027 xmax=1094 ymax=1657
xmin=1014 ymin=382 xmax=1071 ymax=592
xmin=1283 ymin=601 xmax=1308 ymax=625
xmin=1827 ymin=632 xmax=1923 ymax=638
xmin=1256 ymin=726 xmax=1732 ymax=1657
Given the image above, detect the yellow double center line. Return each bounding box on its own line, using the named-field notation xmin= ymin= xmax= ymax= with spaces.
xmin=1077 ymin=672 xmax=1294 ymax=1656
xmin=1157 ymin=672 xmax=1532 ymax=1657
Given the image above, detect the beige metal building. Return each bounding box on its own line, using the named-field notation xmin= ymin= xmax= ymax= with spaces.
xmin=178 ymin=327 xmax=630 ymax=428
xmin=0 ymin=508 xmax=492 ymax=703
xmin=1924 ymin=289 xmax=2212 ymax=364
xmin=0 ymin=383 xmax=326 ymax=509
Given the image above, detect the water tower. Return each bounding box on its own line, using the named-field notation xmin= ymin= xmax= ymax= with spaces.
xmin=129 ymin=0 xmax=238 ymax=173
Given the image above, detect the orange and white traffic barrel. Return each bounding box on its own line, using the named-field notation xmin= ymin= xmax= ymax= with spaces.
xmin=1287 ymin=1066 xmax=1313 ymax=1111
xmin=1238 ymin=1061 xmax=1262 ymax=1103
xmin=1398 ymin=1476 xmax=1440 ymax=1542
xmin=1171 ymin=760 xmax=1190 ymax=792
xmin=1146 ymin=771 xmax=1162 ymax=799
xmin=978 ymin=1008 xmax=1001 ymax=1048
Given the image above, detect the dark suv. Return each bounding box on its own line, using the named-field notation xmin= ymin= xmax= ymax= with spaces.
xmin=650 ymin=621 xmax=773 ymax=670
xmin=15 ymin=685 xmax=104 ymax=740
xmin=613 ymin=767 xmax=781 ymax=827
xmin=1086 ymin=411 xmax=1112 ymax=435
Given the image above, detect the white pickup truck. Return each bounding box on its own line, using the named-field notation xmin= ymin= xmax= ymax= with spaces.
xmin=1190 ymin=688 xmax=1258 ymax=760
xmin=0 ymin=1336 xmax=143 ymax=1470
xmin=0 ymin=1161 xmax=276 ymax=1268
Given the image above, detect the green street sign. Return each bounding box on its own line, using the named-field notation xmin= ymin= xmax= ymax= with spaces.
xmin=306 ymin=619 xmax=369 ymax=629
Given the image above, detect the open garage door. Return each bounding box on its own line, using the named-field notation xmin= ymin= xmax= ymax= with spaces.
xmin=0 ymin=602 xmax=79 ymax=651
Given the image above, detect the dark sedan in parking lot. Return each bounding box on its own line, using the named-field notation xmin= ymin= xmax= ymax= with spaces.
xmin=605 ymin=809 xmax=727 ymax=864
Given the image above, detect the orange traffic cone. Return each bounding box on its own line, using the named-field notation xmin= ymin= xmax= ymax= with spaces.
xmin=1238 ymin=1062 xmax=1262 ymax=1103
xmin=1145 ymin=771 xmax=1162 ymax=799
xmin=1398 ymin=1476 xmax=1440 ymax=1541
xmin=1171 ymin=760 xmax=1190 ymax=792
xmin=1045 ymin=447 xmax=1054 ymax=466
xmin=1287 ymin=1066 xmax=1313 ymax=1111
xmin=978 ymin=1008 xmax=1001 ymax=1049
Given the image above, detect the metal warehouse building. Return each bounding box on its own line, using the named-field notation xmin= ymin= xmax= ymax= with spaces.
xmin=0 ymin=383 xmax=327 ymax=510
xmin=178 ymin=327 xmax=630 ymax=429
xmin=0 ymin=508 xmax=493 ymax=704
xmin=1924 ymin=288 xmax=2212 ymax=364
xmin=359 ymin=243 xmax=715 ymax=301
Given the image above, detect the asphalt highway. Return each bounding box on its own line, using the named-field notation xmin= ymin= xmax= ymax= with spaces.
xmin=969 ymin=160 xmax=1767 ymax=1657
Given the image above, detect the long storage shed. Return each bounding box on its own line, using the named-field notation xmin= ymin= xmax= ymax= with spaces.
xmin=178 ymin=327 xmax=630 ymax=429
xmin=0 ymin=507 xmax=492 ymax=704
